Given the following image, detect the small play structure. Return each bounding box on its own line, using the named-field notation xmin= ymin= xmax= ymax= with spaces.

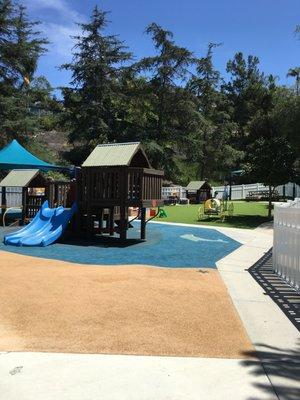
xmin=198 ymin=198 xmax=234 ymax=222
xmin=1 ymin=140 xmax=164 ymax=245
xmin=78 ymin=142 xmax=164 ymax=241
xmin=186 ymin=181 xmax=212 ymax=204
xmin=0 ymin=169 xmax=70 ymax=226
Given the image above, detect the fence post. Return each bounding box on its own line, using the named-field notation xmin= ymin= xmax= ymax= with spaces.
xmin=293 ymin=183 xmax=296 ymax=200
xmin=1 ymin=187 xmax=6 ymax=226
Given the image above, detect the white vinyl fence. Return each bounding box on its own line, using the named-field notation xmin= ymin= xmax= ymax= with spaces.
xmin=161 ymin=182 xmax=300 ymax=201
xmin=162 ymin=186 xmax=186 ymax=199
xmin=273 ymin=199 xmax=300 ymax=292
xmin=212 ymin=182 xmax=300 ymax=200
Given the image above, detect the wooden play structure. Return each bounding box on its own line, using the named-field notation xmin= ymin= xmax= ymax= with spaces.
xmin=186 ymin=181 xmax=212 ymax=204
xmin=0 ymin=140 xmax=164 ymax=242
xmin=0 ymin=169 xmax=70 ymax=225
xmin=198 ymin=198 xmax=234 ymax=222
xmin=78 ymin=142 xmax=164 ymax=240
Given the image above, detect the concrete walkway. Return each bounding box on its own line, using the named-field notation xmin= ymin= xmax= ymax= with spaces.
xmin=0 ymin=352 xmax=276 ymax=400
xmin=0 ymin=222 xmax=299 ymax=400
xmin=217 ymin=222 xmax=300 ymax=400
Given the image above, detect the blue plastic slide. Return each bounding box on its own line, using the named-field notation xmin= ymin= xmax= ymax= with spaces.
xmin=4 ymin=201 xmax=77 ymax=247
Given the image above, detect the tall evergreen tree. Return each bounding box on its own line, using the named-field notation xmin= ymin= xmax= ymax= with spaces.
xmin=187 ymin=43 xmax=241 ymax=180
xmin=132 ymin=23 xmax=195 ymax=178
xmin=223 ymin=52 xmax=272 ymax=149
xmin=0 ymin=0 xmax=13 ymax=83
xmin=0 ymin=1 xmax=48 ymax=146
xmin=61 ymin=6 xmax=131 ymax=164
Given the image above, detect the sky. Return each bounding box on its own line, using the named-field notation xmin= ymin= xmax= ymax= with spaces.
xmin=23 ymin=0 xmax=300 ymax=94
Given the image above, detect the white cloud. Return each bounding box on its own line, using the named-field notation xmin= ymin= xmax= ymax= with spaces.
xmin=42 ymin=23 xmax=80 ymax=58
xmin=25 ymin=0 xmax=84 ymax=24
xmin=23 ymin=0 xmax=87 ymax=60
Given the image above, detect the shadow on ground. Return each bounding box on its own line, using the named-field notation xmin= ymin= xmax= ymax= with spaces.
xmin=196 ymin=215 xmax=271 ymax=229
xmin=249 ymin=250 xmax=300 ymax=331
xmin=241 ymin=341 xmax=300 ymax=400
xmin=60 ymin=235 xmax=144 ymax=248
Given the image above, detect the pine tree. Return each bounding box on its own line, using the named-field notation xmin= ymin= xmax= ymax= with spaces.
xmin=61 ymin=6 xmax=131 ymax=164
xmin=0 ymin=0 xmax=14 ymax=83
xmin=223 ymin=52 xmax=272 ymax=149
xmin=0 ymin=1 xmax=48 ymax=145
xmin=187 ymin=44 xmax=241 ymax=180
xmin=132 ymin=23 xmax=195 ymax=178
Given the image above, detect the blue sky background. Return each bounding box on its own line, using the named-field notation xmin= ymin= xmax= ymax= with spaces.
xmin=23 ymin=0 xmax=300 ymax=93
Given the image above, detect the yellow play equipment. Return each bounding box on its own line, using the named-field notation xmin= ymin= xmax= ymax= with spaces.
xmin=198 ymin=198 xmax=234 ymax=222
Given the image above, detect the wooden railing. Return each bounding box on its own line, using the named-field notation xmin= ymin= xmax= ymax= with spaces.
xmin=49 ymin=182 xmax=71 ymax=207
xmin=142 ymin=168 xmax=163 ymax=201
xmin=26 ymin=195 xmax=45 ymax=219
xmin=80 ymin=167 xmax=163 ymax=208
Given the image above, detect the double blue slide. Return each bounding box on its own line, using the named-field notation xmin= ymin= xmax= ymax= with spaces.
xmin=4 ymin=201 xmax=77 ymax=247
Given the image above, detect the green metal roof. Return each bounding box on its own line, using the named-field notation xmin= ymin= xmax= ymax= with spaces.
xmin=186 ymin=181 xmax=209 ymax=191
xmin=0 ymin=169 xmax=40 ymax=187
xmin=82 ymin=142 xmax=150 ymax=167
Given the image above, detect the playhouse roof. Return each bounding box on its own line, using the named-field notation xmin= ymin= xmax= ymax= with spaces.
xmin=0 ymin=169 xmax=41 ymax=187
xmin=82 ymin=142 xmax=151 ymax=168
xmin=186 ymin=181 xmax=211 ymax=191
xmin=0 ymin=140 xmax=58 ymax=171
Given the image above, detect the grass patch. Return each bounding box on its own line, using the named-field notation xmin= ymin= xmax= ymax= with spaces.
xmin=155 ymin=201 xmax=272 ymax=229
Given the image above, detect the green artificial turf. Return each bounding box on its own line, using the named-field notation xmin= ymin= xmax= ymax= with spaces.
xmin=155 ymin=201 xmax=271 ymax=229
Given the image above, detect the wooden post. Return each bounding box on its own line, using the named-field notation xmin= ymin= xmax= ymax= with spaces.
xmin=119 ymin=206 xmax=127 ymax=241
xmin=98 ymin=208 xmax=103 ymax=235
xmin=1 ymin=186 xmax=6 ymax=226
xmin=141 ymin=207 xmax=146 ymax=240
xmin=109 ymin=207 xmax=114 ymax=236
xmin=86 ymin=170 xmax=93 ymax=239
xmin=21 ymin=187 xmax=27 ymax=225
xmin=86 ymin=210 xmax=93 ymax=239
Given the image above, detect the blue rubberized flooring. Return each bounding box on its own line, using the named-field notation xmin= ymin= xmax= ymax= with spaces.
xmin=0 ymin=222 xmax=241 ymax=268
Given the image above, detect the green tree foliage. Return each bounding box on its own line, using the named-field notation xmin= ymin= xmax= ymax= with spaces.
xmin=266 ymin=86 xmax=300 ymax=178
xmin=245 ymin=136 xmax=296 ymax=217
xmin=243 ymin=82 xmax=299 ymax=214
xmin=187 ymin=43 xmax=242 ymax=180
xmin=223 ymin=52 xmax=273 ymax=148
xmin=131 ymin=23 xmax=196 ymax=178
xmin=0 ymin=0 xmax=48 ymax=146
xmin=60 ymin=6 xmax=131 ymax=164
xmin=0 ymin=1 xmax=299 ymax=193
xmin=286 ymin=67 xmax=300 ymax=95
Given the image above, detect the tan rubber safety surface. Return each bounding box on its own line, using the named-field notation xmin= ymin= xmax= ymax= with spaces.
xmin=0 ymin=251 xmax=253 ymax=358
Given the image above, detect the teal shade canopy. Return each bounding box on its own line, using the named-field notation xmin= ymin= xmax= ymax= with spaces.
xmin=0 ymin=140 xmax=60 ymax=171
